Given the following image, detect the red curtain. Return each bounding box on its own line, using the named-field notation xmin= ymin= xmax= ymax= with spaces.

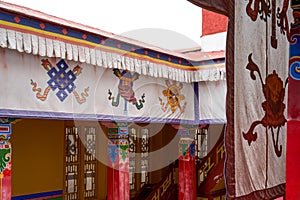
xmin=178 ymin=129 xmax=196 ymax=200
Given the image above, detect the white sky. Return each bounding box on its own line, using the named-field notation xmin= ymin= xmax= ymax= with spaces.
xmin=3 ymin=0 xmax=203 ymax=50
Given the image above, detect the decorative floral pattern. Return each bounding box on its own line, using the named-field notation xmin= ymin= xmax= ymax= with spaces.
xmin=108 ymin=127 xmax=129 ymax=164
xmin=0 ymin=148 xmax=10 ymax=173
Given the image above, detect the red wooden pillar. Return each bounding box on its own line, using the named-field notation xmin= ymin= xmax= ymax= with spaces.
xmin=287 ymin=3 xmax=300 ymax=199
xmin=107 ymin=126 xmax=129 ymax=200
xmin=0 ymin=123 xmax=12 ymax=200
xmin=178 ymin=129 xmax=196 ymax=200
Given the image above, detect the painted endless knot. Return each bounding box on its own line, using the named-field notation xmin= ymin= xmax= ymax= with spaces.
xmin=31 ymin=59 xmax=89 ymax=104
xmin=47 ymin=60 xmax=77 ymax=102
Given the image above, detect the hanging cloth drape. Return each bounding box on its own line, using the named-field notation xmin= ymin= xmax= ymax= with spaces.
xmin=187 ymin=0 xmax=290 ymax=199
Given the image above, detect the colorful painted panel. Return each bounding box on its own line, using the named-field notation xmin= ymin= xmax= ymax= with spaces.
xmin=0 ymin=123 xmax=11 ymax=200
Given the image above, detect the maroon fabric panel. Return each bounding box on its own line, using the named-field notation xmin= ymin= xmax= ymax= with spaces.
xmin=286 ymin=121 xmax=300 ymax=199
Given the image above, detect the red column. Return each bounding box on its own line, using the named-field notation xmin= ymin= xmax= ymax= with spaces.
xmin=178 ymin=129 xmax=196 ymax=200
xmin=287 ymin=77 xmax=300 ymax=199
xmin=287 ymin=9 xmax=300 ymax=199
xmin=0 ymin=123 xmax=12 ymax=200
xmin=107 ymin=126 xmax=129 ymax=200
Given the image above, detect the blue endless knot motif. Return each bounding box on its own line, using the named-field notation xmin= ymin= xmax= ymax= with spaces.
xmin=47 ymin=60 xmax=77 ymax=102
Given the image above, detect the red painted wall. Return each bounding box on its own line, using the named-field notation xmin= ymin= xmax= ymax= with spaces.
xmin=202 ymin=9 xmax=228 ymax=36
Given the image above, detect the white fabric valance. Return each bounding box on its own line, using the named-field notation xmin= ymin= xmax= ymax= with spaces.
xmin=0 ymin=28 xmax=226 ymax=83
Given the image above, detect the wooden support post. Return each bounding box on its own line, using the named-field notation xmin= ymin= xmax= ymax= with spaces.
xmin=0 ymin=122 xmax=12 ymax=200
xmin=107 ymin=125 xmax=130 ymax=200
xmin=178 ymin=129 xmax=196 ymax=200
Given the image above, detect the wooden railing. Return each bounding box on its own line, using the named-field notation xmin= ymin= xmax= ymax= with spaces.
xmin=133 ymin=125 xmax=226 ymax=200
xmin=197 ymin=125 xmax=226 ymax=193
xmin=144 ymin=164 xmax=177 ymax=200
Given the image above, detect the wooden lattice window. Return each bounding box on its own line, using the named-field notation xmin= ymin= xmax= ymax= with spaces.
xmin=140 ymin=128 xmax=149 ymax=187
xmin=129 ymin=127 xmax=150 ymax=192
xmin=129 ymin=128 xmax=137 ymax=190
xmin=65 ymin=127 xmax=80 ymax=200
xmin=195 ymin=128 xmax=208 ymax=160
xmin=83 ymin=127 xmax=97 ymax=198
xmin=64 ymin=124 xmax=98 ymax=200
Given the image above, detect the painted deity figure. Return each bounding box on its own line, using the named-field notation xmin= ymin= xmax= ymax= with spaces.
xmin=108 ymin=69 xmax=145 ymax=113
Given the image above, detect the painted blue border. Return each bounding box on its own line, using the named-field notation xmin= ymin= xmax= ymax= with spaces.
xmin=0 ymin=108 xmax=225 ymax=125
xmin=199 ymin=118 xmax=227 ymax=124
xmin=0 ymin=10 xmax=225 ymax=67
xmin=12 ymin=190 xmax=62 ymax=200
